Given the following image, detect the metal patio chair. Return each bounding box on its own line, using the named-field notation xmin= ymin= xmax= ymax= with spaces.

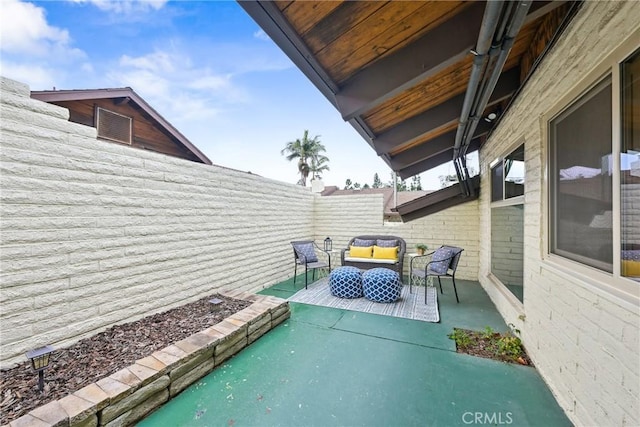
xmin=291 ymin=240 xmax=330 ymax=289
xmin=410 ymin=245 xmax=464 ymax=303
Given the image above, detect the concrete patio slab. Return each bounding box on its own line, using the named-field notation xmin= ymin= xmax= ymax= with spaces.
xmin=139 ymin=279 xmax=571 ymax=426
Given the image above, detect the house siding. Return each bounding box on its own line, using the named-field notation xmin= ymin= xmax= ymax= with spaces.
xmin=478 ymin=2 xmax=640 ymax=426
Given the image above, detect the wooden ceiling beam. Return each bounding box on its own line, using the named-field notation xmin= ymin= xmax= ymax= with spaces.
xmin=335 ymin=1 xmax=486 ymax=121
xmin=390 ymin=121 xmax=491 ymax=172
xmin=396 ymin=138 xmax=483 ymax=181
xmin=373 ymin=66 xmax=520 ymax=154
xmin=390 ymin=129 xmax=457 ymax=170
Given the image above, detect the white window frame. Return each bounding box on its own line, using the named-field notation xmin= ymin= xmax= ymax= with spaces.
xmin=542 ymin=34 xmax=639 ymax=303
xmin=489 ymin=140 xmax=526 ymax=307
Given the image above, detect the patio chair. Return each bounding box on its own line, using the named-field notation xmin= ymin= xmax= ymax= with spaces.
xmin=291 ymin=240 xmax=330 ymax=289
xmin=410 ymin=245 xmax=464 ymax=303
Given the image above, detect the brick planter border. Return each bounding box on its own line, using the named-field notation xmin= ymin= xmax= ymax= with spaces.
xmin=6 ymin=292 xmax=290 ymax=427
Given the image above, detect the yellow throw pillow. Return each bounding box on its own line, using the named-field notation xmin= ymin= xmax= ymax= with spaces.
xmin=350 ymin=245 xmax=373 ymax=258
xmin=372 ymin=245 xmax=398 ymax=260
xmin=622 ymin=260 xmax=640 ymax=277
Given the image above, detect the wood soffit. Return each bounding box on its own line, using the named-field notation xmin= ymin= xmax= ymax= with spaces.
xmin=240 ymin=0 xmax=575 ymax=179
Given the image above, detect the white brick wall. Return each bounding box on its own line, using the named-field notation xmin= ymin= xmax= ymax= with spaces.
xmin=0 ymin=79 xmax=478 ymax=372
xmin=313 ymin=194 xmax=480 ymax=280
xmin=477 ymin=2 xmax=640 ymax=426
xmin=0 ymin=76 xmax=483 ymax=367
xmin=0 ymin=77 xmax=316 ymax=367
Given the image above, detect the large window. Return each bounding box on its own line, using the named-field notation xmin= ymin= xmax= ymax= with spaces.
xmin=491 ymin=143 xmax=525 ymax=302
xmin=549 ymin=77 xmax=613 ymax=271
xmin=549 ymin=48 xmax=639 ymax=282
xmin=621 ymin=50 xmax=640 ymax=281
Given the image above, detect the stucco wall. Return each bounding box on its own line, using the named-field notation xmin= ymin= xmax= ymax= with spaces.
xmin=477 ymin=2 xmax=640 ymax=426
xmin=0 ymin=77 xmax=315 ymax=367
xmin=313 ymin=194 xmax=480 ymax=280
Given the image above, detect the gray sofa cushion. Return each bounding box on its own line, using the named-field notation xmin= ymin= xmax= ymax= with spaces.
xmin=354 ymin=238 xmax=376 ymax=247
xmin=376 ymin=239 xmax=398 ymax=248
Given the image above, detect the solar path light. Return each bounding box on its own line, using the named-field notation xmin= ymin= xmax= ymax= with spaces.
xmin=26 ymin=345 xmax=54 ymax=392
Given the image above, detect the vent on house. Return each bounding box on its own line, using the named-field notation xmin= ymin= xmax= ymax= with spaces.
xmin=96 ymin=107 xmax=132 ymax=145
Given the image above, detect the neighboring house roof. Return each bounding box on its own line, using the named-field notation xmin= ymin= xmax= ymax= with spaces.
xmin=321 ymin=186 xmax=430 ymax=219
xmin=31 ymin=87 xmax=212 ymax=165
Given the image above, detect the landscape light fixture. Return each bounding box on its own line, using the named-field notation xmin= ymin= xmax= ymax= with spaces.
xmin=209 ymin=298 xmax=223 ymax=313
xmin=26 ymin=345 xmax=54 ymax=392
xmin=324 ymin=237 xmax=332 ymax=252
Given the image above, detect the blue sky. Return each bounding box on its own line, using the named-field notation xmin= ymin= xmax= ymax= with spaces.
xmin=0 ymin=0 xmax=462 ymax=190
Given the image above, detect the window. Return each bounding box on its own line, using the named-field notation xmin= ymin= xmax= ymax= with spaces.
xmin=621 ymin=50 xmax=640 ymax=281
xmin=549 ymin=47 xmax=640 ymax=283
xmin=491 ymin=144 xmax=525 ymax=303
xmin=491 ymin=145 xmax=525 ymax=202
xmin=549 ymin=77 xmax=613 ymax=271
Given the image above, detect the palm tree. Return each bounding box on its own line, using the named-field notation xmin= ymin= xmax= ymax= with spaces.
xmin=310 ymin=154 xmax=330 ymax=180
xmin=281 ymin=130 xmax=329 ymax=186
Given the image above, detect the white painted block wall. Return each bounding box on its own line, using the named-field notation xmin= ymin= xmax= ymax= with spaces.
xmin=313 ymin=194 xmax=480 ymax=280
xmin=0 ymin=75 xmax=484 ymax=368
xmin=0 ymin=77 xmax=315 ymax=367
xmin=477 ymin=2 xmax=640 ymax=426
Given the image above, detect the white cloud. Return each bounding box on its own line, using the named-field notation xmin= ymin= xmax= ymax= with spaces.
xmin=0 ymin=0 xmax=82 ymax=58
xmin=0 ymin=61 xmax=58 ymax=89
xmin=69 ymin=0 xmax=168 ymax=14
xmin=189 ymin=75 xmax=231 ymax=92
xmin=253 ymin=29 xmax=270 ymax=41
xmin=120 ymin=51 xmax=176 ymax=73
xmin=108 ymin=48 xmax=247 ymax=125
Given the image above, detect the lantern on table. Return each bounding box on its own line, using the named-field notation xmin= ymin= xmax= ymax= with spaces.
xmin=324 ymin=237 xmax=332 ymax=252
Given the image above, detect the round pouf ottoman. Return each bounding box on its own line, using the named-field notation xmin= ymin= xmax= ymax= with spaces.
xmin=362 ymin=268 xmax=402 ymax=303
xmin=329 ymin=266 xmax=363 ymax=298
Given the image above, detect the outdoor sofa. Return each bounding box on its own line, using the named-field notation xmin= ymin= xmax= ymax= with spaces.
xmin=340 ymin=235 xmax=406 ymax=276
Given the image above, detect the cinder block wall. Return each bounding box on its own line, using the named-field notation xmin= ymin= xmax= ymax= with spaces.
xmin=477 ymin=2 xmax=639 ymax=426
xmin=0 ymin=77 xmax=315 ymax=368
xmin=313 ymin=194 xmax=480 ymax=280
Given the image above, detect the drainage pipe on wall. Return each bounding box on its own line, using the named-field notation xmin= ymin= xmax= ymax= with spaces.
xmin=453 ymin=1 xmax=532 ymax=196
xmin=454 ymin=0 xmax=504 ymax=161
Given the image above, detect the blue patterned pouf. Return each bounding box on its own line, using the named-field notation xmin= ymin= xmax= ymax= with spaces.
xmin=362 ymin=268 xmax=402 ymax=303
xmin=329 ymin=266 xmax=363 ymax=298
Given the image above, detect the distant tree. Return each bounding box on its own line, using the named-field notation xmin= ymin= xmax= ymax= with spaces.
xmin=310 ymin=155 xmax=330 ymax=180
xmin=410 ymin=175 xmax=422 ymax=191
xmin=353 ymin=182 xmax=361 ymax=189
xmin=439 ymin=173 xmax=458 ymax=188
xmin=388 ymin=172 xmax=407 ymax=191
xmin=344 ymin=178 xmax=353 ymax=190
xmin=281 ymin=130 xmax=328 ymax=186
xmin=372 ymin=173 xmax=382 ymax=188
xmin=362 ymin=183 xmax=370 ymax=189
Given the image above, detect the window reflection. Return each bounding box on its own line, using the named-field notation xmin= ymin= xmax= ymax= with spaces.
xmin=549 ymin=77 xmax=613 ymax=272
xmin=491 ymin=205 xmax=524 ymax=302
xmin=621 ymin=49 xmax=640 ymax=281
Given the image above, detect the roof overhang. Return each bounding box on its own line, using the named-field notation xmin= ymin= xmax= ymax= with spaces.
xmin=239 ymin=0 xmax=578 ymax=178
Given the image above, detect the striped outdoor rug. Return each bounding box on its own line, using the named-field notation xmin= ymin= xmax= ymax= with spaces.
xmin=288 ymin=277 xmax=440 ymax=323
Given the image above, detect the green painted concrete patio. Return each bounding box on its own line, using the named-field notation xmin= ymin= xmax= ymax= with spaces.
xmin=139 ymin=277 xmax=571 ymax=426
